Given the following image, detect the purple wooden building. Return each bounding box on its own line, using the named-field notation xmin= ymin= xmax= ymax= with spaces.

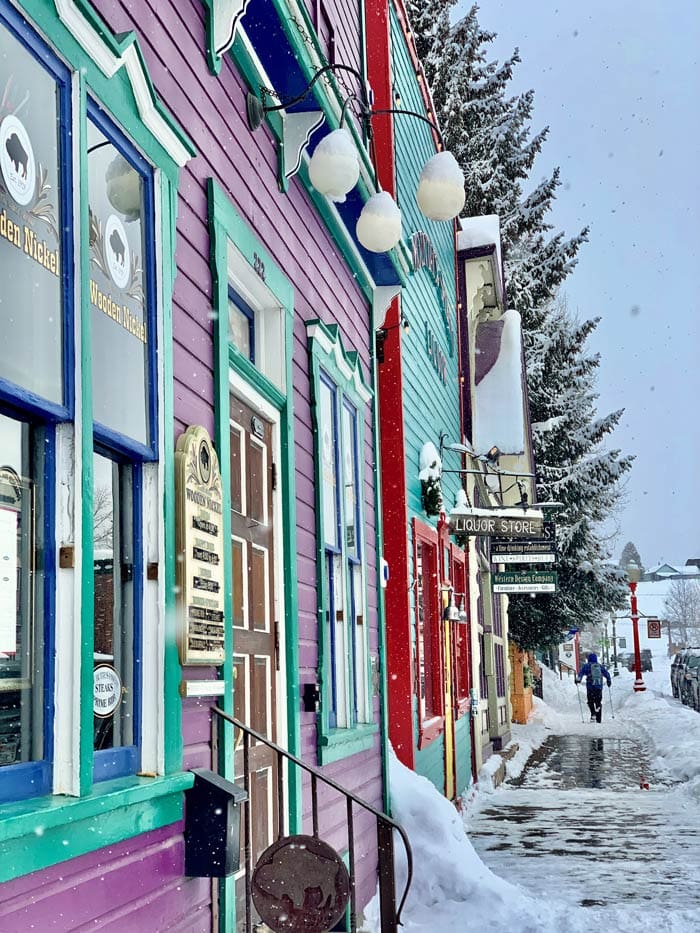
xmin=0 ymin=0 xmax=407 ymax=929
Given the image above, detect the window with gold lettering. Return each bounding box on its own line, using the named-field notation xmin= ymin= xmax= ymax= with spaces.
xmin=88 ymin=108 xmax=154 ymax=451
xmin=0 ymin=20 xmax=66 ymax=408
xmin=0 ymin=5 xmax=70 ymax=804
xmin=87 ymin=104 xmax=155 ymax=782
xmin=0 ymin=5 xmax=162 ymax=801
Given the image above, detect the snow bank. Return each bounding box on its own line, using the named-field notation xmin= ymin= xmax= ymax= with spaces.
xmin=364 ymin=659 xmax=700 ymax=932
xmin=613 ymin=658 xmax=700 ymax=801
xmin=363 ymin=749 xmax=577 ymax=933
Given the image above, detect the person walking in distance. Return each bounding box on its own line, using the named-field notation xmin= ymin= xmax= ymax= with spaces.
xmin=576 ymin=653 xmax=612 ymax=723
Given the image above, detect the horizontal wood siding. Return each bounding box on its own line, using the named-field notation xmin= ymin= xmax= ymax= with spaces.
xmin=415 ymin=733 xmax=446 ymax=796
xmin=0 ymin=824 xmax=210 ymax=932
xmin=454 ymin=715 xmax=472 ymax=797
xmin=86 ymin=0 xmax=380 ymax=920
xmin=389 ymin=6 xmax=462 ymax=788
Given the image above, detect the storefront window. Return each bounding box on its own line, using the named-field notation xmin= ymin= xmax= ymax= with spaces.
xmin=414 ymin=522 xmax=444 ymax=746
xmin=88 ymin=117 xmax=150 ymax=447
xmin=92 ymin=451 xmax=139 ymax=778
xmin=0 ymin=412 xmax=47 ymax=790
xmin=0 ymin=23 xmax=64 ymax=405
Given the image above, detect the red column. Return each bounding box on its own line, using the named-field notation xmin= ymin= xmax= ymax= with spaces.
xmin=629 ymin=581 xmax=646 ymax=692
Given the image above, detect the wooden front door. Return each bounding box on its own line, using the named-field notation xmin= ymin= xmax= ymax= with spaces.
xmin=229 ymin=394 xmax=280 ymax=908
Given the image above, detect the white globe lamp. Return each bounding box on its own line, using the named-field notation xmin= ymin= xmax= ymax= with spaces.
xmin=356 ymin=191 xmax=402 ymax=253
xmin=416 ymin=151 xmax=465 ymax=221
xmin=308 ymin=128 xmax=360 ymax=202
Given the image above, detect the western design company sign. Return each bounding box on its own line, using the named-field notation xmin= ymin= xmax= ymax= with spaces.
xmin=492 ymin=571 xmax=558 ymax=594
xmin=176 ymin=426 xmax=225 ymax=665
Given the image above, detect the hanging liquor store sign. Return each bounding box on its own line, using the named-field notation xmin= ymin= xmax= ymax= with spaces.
xmin=493 ymin=571 xmax=558 ymax=594
xmin=176 ymin=426 xmax=225 ymax=665
xmin=449 ymin=507 xmax=544 ymax=539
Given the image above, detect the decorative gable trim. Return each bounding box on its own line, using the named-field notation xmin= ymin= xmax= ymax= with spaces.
xmin=204 ymin=0 xmax=251 ymax=74
xmin=54 ymin=0 xmax=195 ymax=166
xmin=306 ymin=320 xmax=372 ymax=404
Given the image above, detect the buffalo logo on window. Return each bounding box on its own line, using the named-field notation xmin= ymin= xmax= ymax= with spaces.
xmin=0 ymin=115 xmax=36 ymax=206
xmin=104 ymin=213 xmax=130 ymax=289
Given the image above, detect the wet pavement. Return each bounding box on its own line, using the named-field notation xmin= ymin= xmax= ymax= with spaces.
xmin=469 ymin=734 xmax=700 ymax=909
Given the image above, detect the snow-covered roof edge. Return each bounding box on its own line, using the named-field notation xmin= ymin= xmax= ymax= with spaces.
xmin=459 ymin=214 xmax=502 ymax=265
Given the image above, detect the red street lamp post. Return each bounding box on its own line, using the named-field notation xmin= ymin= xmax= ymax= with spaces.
xmin=626 ymin=560 xmax=646 ymax=693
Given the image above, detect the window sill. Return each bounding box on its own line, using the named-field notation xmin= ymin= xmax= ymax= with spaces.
xmin=0 ymin=771 xmax=194 ymax=883
xmin=318 ymin=723 xmax=379 ymax=765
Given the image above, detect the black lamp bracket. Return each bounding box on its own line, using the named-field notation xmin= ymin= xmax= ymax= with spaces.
xmin=247 ymin=64 xmax=444 ymax=149
xmin=247 ymin=63 xmax=372 ymax=131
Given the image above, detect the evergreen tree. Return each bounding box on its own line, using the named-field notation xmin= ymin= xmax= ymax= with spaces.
xmin=406 ymin=1 xmax=588 ymax=317
xmin=405 ymin=1 xmax=633 ymax=648
xmin=619 ymin=541 xmax=643 ymax=573
xmin=507 ymin=298 xmax=633 ymax=648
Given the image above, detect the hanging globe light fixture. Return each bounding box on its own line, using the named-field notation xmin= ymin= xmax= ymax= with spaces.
xmin=416 ymin=151 xmax=465 ymax=221
xmin=356 ymin=191 xmax=402 ymax=253
xmin=308 ymin=128 xmax=360 ymax=203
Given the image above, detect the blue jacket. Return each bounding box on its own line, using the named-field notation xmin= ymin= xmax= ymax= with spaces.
xmin=577 ymin=659 xmax=611 ymax=688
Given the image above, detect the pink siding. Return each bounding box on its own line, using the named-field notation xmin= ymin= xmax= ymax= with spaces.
xmin=0 ymin=825 xmax=210 ymax=932
xmin=0 ymin=0 xmax=383 ymax=925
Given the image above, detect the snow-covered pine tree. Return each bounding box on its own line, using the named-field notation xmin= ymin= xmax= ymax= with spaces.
xmin=507 ymin=297 xmax=633 ymax=649
xmin=405 ymin=2 xmax=631 ymax=648
xmin=619 ymin=541 xmax=643 ymax=573
xmin=404 ymin=0 xmax=453 ymax=82
xmin=405 ymin=2 xmax=588 ymax=320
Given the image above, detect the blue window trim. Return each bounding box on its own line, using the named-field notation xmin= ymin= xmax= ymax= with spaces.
xmin=319 ymin=371 xmax=341 ymax=549
xmin=93 ymin=461 xmax=143 ymax=783
xmin=0 ymin=0 xmax=72 ymax=802
xmin=307 ymin=322 xmax=374 ymax=763
xmin=342 ymin=399 xmax=362 ymax=724
xmin=0 ymin=415 xmax=56 ymax=803
xmin=326 ymin=553 xmax=338 ymax=728
xmin=87 ymin=99 xmax=158 ymax=461
xmin=0 ymin=0 xmax=74 ymax=420
xmin=228 ymin=286 xmax=256 ymax=365
xmin=320 ymin=371 xmax=344 ymax=728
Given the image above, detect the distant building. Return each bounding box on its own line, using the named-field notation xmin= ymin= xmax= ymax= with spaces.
xmin=642 ymin=562 xmax=700 ymax=581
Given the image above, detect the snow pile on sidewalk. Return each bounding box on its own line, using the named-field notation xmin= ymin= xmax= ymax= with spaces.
xmin=364 ymin=749 xmax=577 ymax=933
xmin=364 ymin=656 xmax=700 ymax=932
xmin=614 ymin=660 xmax=700 ymax=799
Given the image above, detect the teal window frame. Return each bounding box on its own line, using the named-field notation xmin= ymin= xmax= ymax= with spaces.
xmin=0 ymin=0 xmax=195 ymax=884
xmin=307 ymin=319 xmax=377 ymax=764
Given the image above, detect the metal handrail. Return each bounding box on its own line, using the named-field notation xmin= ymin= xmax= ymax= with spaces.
xmin=211 ymin=706 xmax=413 ymax=931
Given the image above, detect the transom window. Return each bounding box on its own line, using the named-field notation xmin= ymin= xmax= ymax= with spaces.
xmin=228 ymin=287 xmax=256 ymax=364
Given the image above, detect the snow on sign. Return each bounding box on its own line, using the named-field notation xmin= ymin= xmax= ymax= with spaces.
xmin=492 ymin=571 xmax=558 ymax=593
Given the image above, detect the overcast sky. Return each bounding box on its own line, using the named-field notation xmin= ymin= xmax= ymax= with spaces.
xmin=455 ymin=0 xmax=700 ymax=568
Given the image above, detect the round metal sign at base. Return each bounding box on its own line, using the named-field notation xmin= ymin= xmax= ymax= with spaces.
xmin=251 ymin=834 xmax=351 ymax=933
